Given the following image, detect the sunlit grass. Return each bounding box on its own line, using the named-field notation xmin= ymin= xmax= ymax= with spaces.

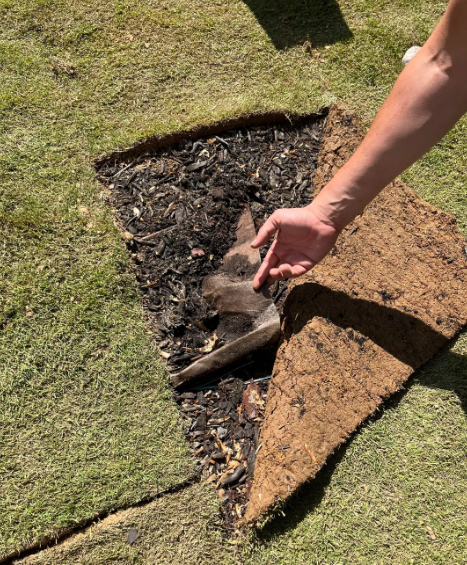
xmin=2 ymin=0 xmax=467 ymax=561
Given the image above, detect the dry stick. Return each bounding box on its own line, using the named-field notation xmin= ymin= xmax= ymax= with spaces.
xmin=304 ymin=443 xmax=318 ymax=465
xmin=152 ymin=172 xmax=176 ymax=187
xmin=113 ymin=159 xmax=138 ymax=179
xmin=133 ymin=225 xmax=176 ymax=243
xmin=142 ymin=280 xmax=159 ymax=289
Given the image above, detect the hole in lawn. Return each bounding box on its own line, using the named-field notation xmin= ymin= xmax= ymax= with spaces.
xmin=98 ymin=112 xmax=325 ymax=529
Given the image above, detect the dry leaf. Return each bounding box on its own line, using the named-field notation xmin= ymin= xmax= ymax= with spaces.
xmin=199 ymin=333 xmax=218 ymax=353
xmin=127 ymin=527 xmax=139 ymax=545
xmin=242 ymin=381 xmax=263 ymax=418
xmin=77 ymin=205 xmax=89 ymax=216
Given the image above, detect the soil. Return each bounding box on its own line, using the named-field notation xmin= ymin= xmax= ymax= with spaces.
xmin=98 ymin=114 xmax=326 ymax=529
xmin=171 ymin=207 xmax=280 ymax=388
xmin=245 ymin=106 xmax=467 ymax=523
xmin=173 ymin=374 xmax=270 ymax=529
xmin=99 ymin=116 xmax=325 ymax=373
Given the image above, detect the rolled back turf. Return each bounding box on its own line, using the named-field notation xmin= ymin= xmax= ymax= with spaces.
xmin=245 ymin=105 xmax=467 ymax=523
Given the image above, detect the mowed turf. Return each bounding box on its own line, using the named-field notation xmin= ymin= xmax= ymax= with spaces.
xmin=2 ymin=0 xmax=467 ymax=562
xmin=16 ymin=483 xmax=236 ymax=565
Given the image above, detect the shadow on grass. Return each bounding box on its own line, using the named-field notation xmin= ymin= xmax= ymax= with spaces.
xmin=254 ymin=282 xmax=467 ymax=540
xmin=242 ymin=0 xmax=352 ymax=50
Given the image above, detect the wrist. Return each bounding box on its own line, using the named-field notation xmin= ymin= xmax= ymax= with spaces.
xmin=307 ymin=174 xmax=368 ymax=233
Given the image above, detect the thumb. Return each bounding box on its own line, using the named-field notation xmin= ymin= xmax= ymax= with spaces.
xmin=251 ymin=211 xmax=281 ymax=248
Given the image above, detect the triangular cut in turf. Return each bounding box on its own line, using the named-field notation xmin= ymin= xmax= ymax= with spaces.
xmin=245 ymin=105 xmax=467 ymax=523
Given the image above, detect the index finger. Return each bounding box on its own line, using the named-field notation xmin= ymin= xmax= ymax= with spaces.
xmin=251 ymin=212 xmax=280 ymax=249
xmin=252 ymin=240 xmax=280 ymax=290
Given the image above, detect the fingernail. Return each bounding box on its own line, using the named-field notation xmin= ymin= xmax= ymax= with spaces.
xmin=250 ymin=238 xmax=257 ymax=248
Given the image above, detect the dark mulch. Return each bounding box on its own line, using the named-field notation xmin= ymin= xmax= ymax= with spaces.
xmin=98 ymin=116 xmax=325 ymax=373
xmin=98 ymin=115 xmax=325 ymax=528
xmin=174 ymin=375 xmax=270 ymax=528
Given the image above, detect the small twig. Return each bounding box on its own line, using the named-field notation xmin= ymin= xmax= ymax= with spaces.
xmin=304 ymin=443 xmax=318 ymax=464
xmin=113 ymin=159 xmax=137 ymax=180
xmin=132 ymin=239 xmax=157 ymax=247
xmin=215 ymin=135 xmax=230 ymax=149
xmin=125 ymin=215 xmax=137 ymax=228
xmin=134 ymin=225 xmax=176 ymax=243
xmin=121 ymin=171 xmax=137 ymax=191
xmin=189 ymin=354 xmax=204 ymax=362
xmin=152 ymin=173 xmax=176 ymax=188
xmin=142 ymin=280 xmax=159 ymax=288
xmin=194 ymin=319 xmax=210 ymax=332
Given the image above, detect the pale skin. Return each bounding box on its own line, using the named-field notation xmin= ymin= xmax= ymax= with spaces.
xmin=252 ymin=0 xmax=467 ymax=290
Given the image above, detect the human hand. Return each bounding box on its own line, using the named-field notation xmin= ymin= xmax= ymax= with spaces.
xmin=251 ymin=206 xmax=340 ymax=290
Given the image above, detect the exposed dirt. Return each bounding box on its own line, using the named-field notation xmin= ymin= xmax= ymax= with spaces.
xmin=171 ymin=207 xmax=280 ymax=388
xmin=98 ymin=115 xmax=327 ymax=530
xmin=245 ymin=106 xmax=467 ymax=523
xmin=99 ymin=117 xmax=325 ymax=373
xmin=174 ymin=376 xmax=270 ymax=529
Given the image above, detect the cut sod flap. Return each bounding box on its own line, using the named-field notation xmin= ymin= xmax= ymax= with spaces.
xmin=172 ymin=207 xmax=280 ymax=388
xmin=244 ymin=105 xmax=467 ymax=523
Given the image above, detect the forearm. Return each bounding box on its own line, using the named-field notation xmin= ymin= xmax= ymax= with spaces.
xmin=311 ymin=1 xmax=467 ymax=231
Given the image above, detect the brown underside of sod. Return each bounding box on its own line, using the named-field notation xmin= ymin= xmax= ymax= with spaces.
xmin=247 ymin=105 xmax=467 ymax=522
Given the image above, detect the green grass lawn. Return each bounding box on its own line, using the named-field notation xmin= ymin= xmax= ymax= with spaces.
xmin=2 ymin=0 xmax=467 ymax=562
xmin=17 ymin=483 xmax=235 ymax=565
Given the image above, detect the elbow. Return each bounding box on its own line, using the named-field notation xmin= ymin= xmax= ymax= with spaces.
xmin=423 ymin=40 xmax=466 ymax=83
xmin=429 ymin=48 xmax=467 ymax=99
xmin=430 ymin=49 xmax=455 ymax=76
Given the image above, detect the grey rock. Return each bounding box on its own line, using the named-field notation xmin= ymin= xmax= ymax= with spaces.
xmin=402 ymin=46 xmax=421 ymax=66
xmin=217 ymin=426 xmax=228 ymax=439
xmin=127 ymin=527 xmax=139 ymax=545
